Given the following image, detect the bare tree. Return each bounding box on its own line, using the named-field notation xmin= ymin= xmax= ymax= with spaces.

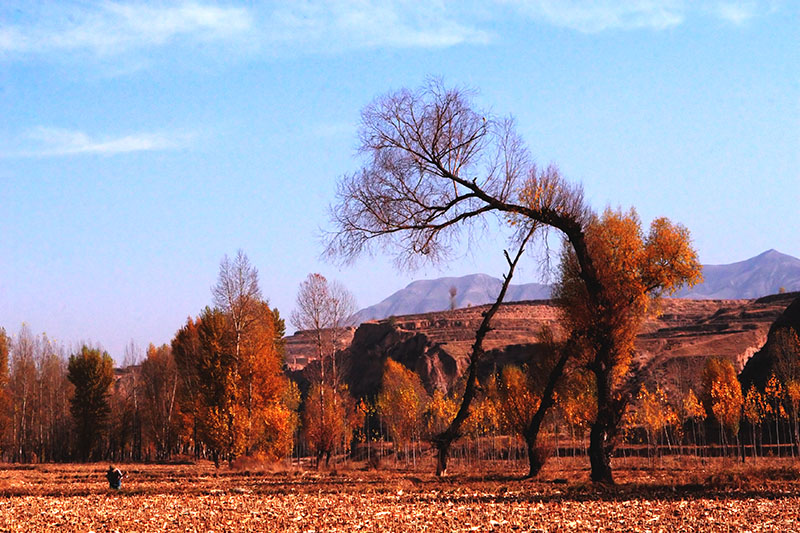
xmin=326 ymin=80 xmax=598 ymax=475
xmin=212 ymin=250 xmax=262 ymax=361
xmin=326 ymin=80 xmax=591 ymax=270
xmin=291 ymin=273 xmax=356 ymax=388
xmin=326 ymin=80 xmax=702 ymax=483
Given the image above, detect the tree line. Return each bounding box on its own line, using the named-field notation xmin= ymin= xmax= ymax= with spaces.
xmin=0 ymin=254 xmax=797 ymax=474
xmin=0 ymin=251 xmax=298 ymax=464
xmin=1 ymin=81 xmax=796 ymax=486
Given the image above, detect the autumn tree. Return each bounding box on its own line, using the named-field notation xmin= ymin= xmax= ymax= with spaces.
xmin=425 ymin=390 xmax=458 ymax=437
xmin=377 ymin=359 xmax=428 ymax=462
xmin=768 ymin=327 xmax=800 ymax=455
xmin=326 ymin=80 xmax=700 ymax=483
xmin=764 ymin=373 xmax=787 ymax=453
xmin=554 ymin=208 xmax=701 ymax=480
xmin=463 ymin=374 xmax=503 ymax=443
xmin=172 ymin=315 xmax=203 ymax=458
xmin=9 ymin=325 xmax=38 ymax=462
xmin=292 ymin=274 xmax=358 ymax=466
xmin=497 ymin=327 xmax=573 ymax=478
xmin=240 ymin=301 xmax=297 ymax=459
xmin=559 ymin=368 xmax=597 ymax=454
xmin=140 ymin=344 xmax=181 ymax=460
xmin=0 ymin=329 xmax=11 ymax=455
xmin=701 ymin=356 xmax=743 ymax=455
xmin=683 ymin=388 xmax=706 ymax=451
xmin=743 ymin=384 xmax=765 ymax=460
xmin=635 ymin=385 xmax=679 ymax=457
xmin=212 ymin=250 xmax=266 ymax=454
xmin=173 ymin=253 xmax=296 ymax=465
xmin=67 ymin=346 xmax=114 ymax=461
xmin=302 ymin=382 xmax=361 ymax=467
xmin=173 ymin=307 xmax=243 ymax=465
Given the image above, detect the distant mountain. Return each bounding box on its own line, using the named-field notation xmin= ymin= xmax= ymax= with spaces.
xmin=351 ymin=250 xmax=800 ymax=324
xmin=675 ymin=249 xmax=800 ymax=299
xmin=351 ymin=274 xmax=551 ymax=323
xmin=355 ymin=274 xmax=550 ymax=323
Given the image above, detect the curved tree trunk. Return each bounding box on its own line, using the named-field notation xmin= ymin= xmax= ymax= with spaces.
xmin=432 ymin=233 xmax=531 ymax=476
xmin=523 ymin=347 xmax=570 ymax=478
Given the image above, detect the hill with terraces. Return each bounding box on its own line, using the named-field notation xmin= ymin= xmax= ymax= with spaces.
xmin=285 ymin=292 xmax=800 ymax=398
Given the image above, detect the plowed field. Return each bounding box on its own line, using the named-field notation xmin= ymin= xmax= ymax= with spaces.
xmin=0 ymin=458 xmax=798 ymax=532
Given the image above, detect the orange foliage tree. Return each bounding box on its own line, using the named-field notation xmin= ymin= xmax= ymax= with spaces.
xmin=683 ymin=388 xmax=706 ymax=450
xmin=764 ymin=373 xmax=788 ymax=452
xmin=635 ymin=384 xmax=679 ymax=456
xmin=701 ymin=356 xmax=743 ymax=455
xmin=743 ymin=384 xmax=766 ymax=459
xmin=769 ymin=328 xmax=800 ymax=455
xmin=498 ymin=366 xmax=538 ymax=438
xmin=172 ymin=252 xmax=297 ymax=466
xmin=302 ymin=382 xmax=361 ymax=467
xmin=377 ymin=359 xmax=428 ymax=462
xmin=140 ymin=344 xmax=181 ymax=461
xmin=556 ymin=208 xmax=701 ymax=481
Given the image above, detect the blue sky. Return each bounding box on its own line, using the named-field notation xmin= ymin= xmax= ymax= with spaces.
xmin=1 ymin=1 xmax=797 ymax=360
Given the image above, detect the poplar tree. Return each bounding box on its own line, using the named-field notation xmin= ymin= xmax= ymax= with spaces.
xmin=67 ymin=346 xmax=114 ymax=460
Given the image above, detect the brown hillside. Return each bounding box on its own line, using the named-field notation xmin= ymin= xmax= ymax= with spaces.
xmin=285 ymin=294 xmax=798 ymax=398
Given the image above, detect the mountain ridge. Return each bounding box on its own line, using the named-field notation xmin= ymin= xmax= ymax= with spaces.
xmin=351 ymin=250 xmax=800 ymax=324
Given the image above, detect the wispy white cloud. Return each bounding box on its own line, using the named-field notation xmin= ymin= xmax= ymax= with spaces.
xmin=0 ymin=0 xmax=780 ymax=64
xmin=263 ymin=2 xmax=490 ymax=52
xmin=503 ymin=0 xmax=684 ymax=33
xmin=500 ymin=0 xmax=778 ymax=32
xmin=0 ymin=1 xmax=253 ymax=58
xmin=6 ymin=127 xmax=192 ymax=157
xmin=710 ymin=1 xmax=760 ymax=24
xmin=0 ymin=1 xmax=487 ymax=63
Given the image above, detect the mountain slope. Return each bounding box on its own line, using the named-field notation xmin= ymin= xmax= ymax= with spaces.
xmin=351 ymin=274 xmax=551 ymax=323
xmin=675 ymin=249 xmax=800 ymax=299
xmin=351 ymin=250 xmax=800 ymax=323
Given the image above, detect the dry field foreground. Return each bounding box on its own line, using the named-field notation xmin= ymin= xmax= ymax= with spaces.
xmin=0 ymin=458 xmax=799 ymax=532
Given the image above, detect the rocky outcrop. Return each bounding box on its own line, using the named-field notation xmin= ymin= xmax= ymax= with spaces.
xmin=739 ymin=294 xmax=800 ymax=389
xmin=284 ymin=327 xmax=355 ymax=370
xmin=635 ymin=294 xmax=798 ymax=394
xmin=285 ymin=293 xmax=799 ymax=399
xmin=342 ymin=301 xmax=560 ymax=397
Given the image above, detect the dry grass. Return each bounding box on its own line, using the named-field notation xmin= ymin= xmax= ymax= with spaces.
xmin=0 ymin=457 xmax=799 ymax=531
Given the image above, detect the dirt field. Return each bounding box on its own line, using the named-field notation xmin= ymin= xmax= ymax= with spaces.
xmin=0 ymin=457 xmax=798 ymax=532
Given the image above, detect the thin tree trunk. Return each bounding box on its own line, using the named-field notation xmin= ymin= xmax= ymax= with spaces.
xmin=432 ymin=232 xmax=532 ymax=476
xmin=523 ymin=347 xmax=570 ymax=478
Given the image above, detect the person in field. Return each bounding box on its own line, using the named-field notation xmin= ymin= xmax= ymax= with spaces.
xmin=106 ymin=465 xmax=125 ymax=489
